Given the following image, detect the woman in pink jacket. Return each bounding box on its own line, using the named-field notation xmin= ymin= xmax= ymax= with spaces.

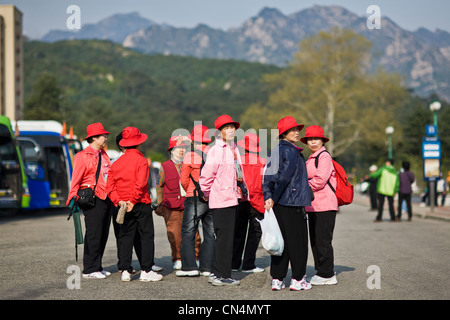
xmin=199 ymin=115 xmax=249 ymax=286
xmin=301 ymin=125 xmax=338 ymax=286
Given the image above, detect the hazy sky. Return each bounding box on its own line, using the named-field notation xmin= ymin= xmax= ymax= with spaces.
xmin=1 ymin=0 xmax=449 ymax=39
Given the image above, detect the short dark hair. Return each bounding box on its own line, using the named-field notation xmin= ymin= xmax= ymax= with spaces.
xmin=115 ymin=133 xmax=123 ymax=150
xmin=402 ymin=161 xmax=410 ymax=171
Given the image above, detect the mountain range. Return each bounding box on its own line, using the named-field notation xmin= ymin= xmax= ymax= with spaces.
xmin=41 ymin=5 xmax=450 ymax=102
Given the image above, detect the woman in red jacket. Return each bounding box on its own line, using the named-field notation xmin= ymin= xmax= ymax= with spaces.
xmin=66 ymin=123 xmax=112 ymax=279
xmin=232 ymin=133 xmax=266 ymax=273
xmin=107 ymin=127 xmax=163 ymax=282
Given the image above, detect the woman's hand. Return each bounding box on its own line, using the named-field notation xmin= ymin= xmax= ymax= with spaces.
xmin=264 ymin=198 xmax=274 ymax=211
xmin=126 ymin=201 xmax=134 ymax=212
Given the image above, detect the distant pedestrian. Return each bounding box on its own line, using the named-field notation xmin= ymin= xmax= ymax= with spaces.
xmin=397 ymin=161 xmax=415 ymax=221
xmin=437 ymin=173 xmax=447 ymax=207
xmin=107 ymin=127 xmax=163 ymax=282
xmin=147 ymin=156 xmax=159 ymax=204
xmin=365 ymin=165 xmax=378 ymax=211
xmin=199 ymin=114 xmax=249 ymax=286
xmin=232 ymin=133 xmax=266 ymax=274
xmin=263 ymin=116 xmax=312 ymax=291
xmin=301 ymin=125 xmax=338 ymax=286
xmin=67 ymin=123 xmax=113 ymax=279
xmin=370 ymin=159 xmax=399 ymax=222
xmin=156 ymin=136 xmax=191 ymax=270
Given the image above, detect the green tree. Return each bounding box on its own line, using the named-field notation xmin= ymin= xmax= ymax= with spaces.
xmin=24 ymin=73 xmax=67 ymax=122
xmin=241 ymin=28 xmax=408 ymax=159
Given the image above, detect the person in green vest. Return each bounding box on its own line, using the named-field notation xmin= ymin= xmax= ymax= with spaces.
xmin=370 ymin=159 xmax=399 ymax=222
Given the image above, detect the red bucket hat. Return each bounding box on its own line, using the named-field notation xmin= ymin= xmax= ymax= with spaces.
xmin=85 ymin=123 xmax=110 ymax=140
xmin=119 ymin=127 xmax=148 ymax=147
xmin=300 ymin=125 xmax=329 ymax=144
xmin=214 ymin=114 xmax=240 ymax=130
xmin=187 ymin=124 xmax=212 ymax=143
xmin=277 ymin=116 xmax=304 ymax=137
xmin=167 ymin=136 xmax=189 ymax=151
xmin=238 ymin=133 xmax=261 ymax=153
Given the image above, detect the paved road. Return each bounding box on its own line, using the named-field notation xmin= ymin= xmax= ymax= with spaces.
xmin=1 ymin=200 xmax=450 ymax=306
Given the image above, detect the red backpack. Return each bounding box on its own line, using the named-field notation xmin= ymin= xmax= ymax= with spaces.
xmin=315 ymin=150 xmax=354 ymax=206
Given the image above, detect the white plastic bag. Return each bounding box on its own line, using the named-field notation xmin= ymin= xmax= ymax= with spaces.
xmin=258 ymin=208 xmax=284 ymax=256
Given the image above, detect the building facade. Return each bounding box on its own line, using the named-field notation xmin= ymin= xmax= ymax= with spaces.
xmin=0 ymin=5 xmax=23 ymax=121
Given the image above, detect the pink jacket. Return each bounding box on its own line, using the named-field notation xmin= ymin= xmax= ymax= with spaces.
xmin=305 ymin=146 xmax=338 ymax=212
xmin=66 ymin=146 xmax=111 ymax=206
xmin=199 ymin=139 xmax=249 ymax=209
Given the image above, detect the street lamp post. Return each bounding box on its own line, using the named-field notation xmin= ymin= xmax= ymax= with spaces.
xmin=429 ymin=101 xmax=441 ymax=134
xmin=385 ymin=125 xmax=394 ymax=159
xmin=428 ymin=101 xmax=441 ymax=212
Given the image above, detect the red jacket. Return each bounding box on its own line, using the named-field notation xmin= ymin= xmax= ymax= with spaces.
xmin=66 ymin=146 xmax=111 ymax=206
xmin=180 ymin=144 xmax=209 ymax=197
xmin=241 ymin=153 xmax=266 ymax=213
xmin=107 ymin=149 xmax=151 ymax=206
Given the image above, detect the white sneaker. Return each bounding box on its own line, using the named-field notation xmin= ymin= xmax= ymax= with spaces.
xmin=289 ymin=276 xmax=312 ymax=291
xmin=242 ymin=267 xmax=265 ymax=273
xmin=176 ymin=270 xmax=200 ymax=277
xmin=310 ymin=274 xmax=337 ymax=285
xmin=212 ymin=277 xmax=240 ymax=286
xmin=208 ymin=273 xmax=217 ymax=283
xmin=271 ymin=279 xmax=285 ymax=291
xmin=140 ymin=270 xmax=163 ymax=282
xmin=121 ymin=270 xmax=131 ymax=282
xmin=201 ymin=271 xmax=211 ymax=276
xmin=82 ymin=271 xmax=106 ymax=279
xmin=173 ymin=260 xmax=182 ymax=270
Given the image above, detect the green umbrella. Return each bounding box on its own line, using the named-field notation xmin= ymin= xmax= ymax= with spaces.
xmin=68 ymin=197 xmax=84 ymax=262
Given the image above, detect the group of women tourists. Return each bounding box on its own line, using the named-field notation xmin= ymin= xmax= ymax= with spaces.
xmin=66 ymin=114 xmax=339 ymax=291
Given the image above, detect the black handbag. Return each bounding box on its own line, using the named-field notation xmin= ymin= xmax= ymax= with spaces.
xmin=77 ymin=152 xmax=102 ymax=210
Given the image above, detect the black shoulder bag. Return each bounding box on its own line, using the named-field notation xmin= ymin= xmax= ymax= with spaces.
xmin=77 ymin=152 xmax=102 ymax=210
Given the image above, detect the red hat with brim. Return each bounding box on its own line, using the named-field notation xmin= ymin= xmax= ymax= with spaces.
xmin=214 ymin=114 xmax=240 ymax=130
xmin=119 ymin=127 xmax=148 ymax=147
xmin=187 ymin=124 xmax=212 ymax=143
xmin=85 ymin=123 xmax=110 ymax=140
xmin=238 ymin=133 xmax=261 ymax=153
xmin=300 ymin=125 xmax=329 ymax=144
xmin=168 ymin=136 xmax=189 ymax=151
xmin=277 ymin=116 xmax=304 ymax=138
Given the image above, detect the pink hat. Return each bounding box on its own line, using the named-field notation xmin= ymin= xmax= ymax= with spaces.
xmin=119 ymin=127 xmax=148 ymax=147
xmin=277 ymin=116 xmax=304 ymax=137
xmin=300 ymin=125 xmax=329 ymax=144
xmin=238 ymin=133 xmax=261 ymax=153
xmin=85 ymin=123 xmax=110 ymax=140
xmin=187 ymin=124 xmax=212 ymax=143
xmin=167 ymin=136 xmax=189 ymax=151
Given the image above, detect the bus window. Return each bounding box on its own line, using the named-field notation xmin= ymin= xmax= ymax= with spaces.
xmin=16 ymin=137 xmax=44 ymax=180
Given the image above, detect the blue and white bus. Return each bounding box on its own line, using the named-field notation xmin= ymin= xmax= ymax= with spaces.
xmin=12 ymin=120 xmax=83 ymax=210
